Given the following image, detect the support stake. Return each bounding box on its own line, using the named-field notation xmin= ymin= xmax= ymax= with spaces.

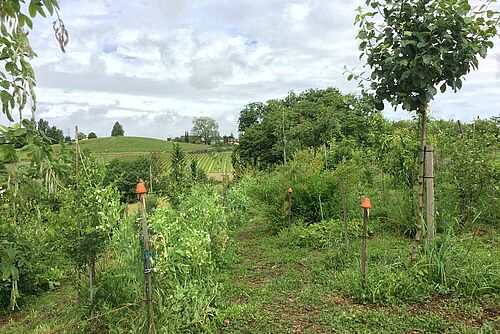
xmin=287 ymin=188 xmax=293 ymax=229
xmin=360 ymin=197 xmax=371 ymax=289
xmin=137 ymin=181 xmax=153 ymax=334
xmin=425 ymin=145 xmax=435 ymax=242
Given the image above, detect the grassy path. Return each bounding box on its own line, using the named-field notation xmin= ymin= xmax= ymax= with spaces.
xmin=221 ymin=221 xmax=499 ymax=334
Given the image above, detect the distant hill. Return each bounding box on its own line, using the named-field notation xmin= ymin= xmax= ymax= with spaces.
xmin=79 ymin=136 xmax=207 ymax=154
xmin=75 ymin=136 xmax=233 ymax=174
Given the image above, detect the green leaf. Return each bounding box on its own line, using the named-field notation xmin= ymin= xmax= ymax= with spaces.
xmin=23 ymin=14 xmax=33 ymax=29
xmin=440 ymin=83 xmax=446 ymax=93
xmin=417 ymin=41 xmax=428 ymax=48
xmin=347 ymin=74 xmax=354 ymax=81
xmin=0 ymin=23 xmax=7 ymax=36
xmin=422 ymin=54 xmax=432 ymax=64
xmin=29 ymin=2 xmax=38 ymax=17
xmin=428 ymin=86 xmax=437 ymax=96
xmin=43 ymin=0 xmax=54 ymax=15
xmin=1 ymin=90 xmax=12 ymax=105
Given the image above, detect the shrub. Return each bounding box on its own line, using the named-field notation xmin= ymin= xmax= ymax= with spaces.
xmin=148 ymin=185 xmax=227 ymax=332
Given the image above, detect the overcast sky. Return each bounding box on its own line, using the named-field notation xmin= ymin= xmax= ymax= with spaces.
xmin=1 ymin=0 xmax=499 ymax=139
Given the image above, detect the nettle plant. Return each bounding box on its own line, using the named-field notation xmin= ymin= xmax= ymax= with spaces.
xmin=350 ymin=0 xmax=499 ymax=258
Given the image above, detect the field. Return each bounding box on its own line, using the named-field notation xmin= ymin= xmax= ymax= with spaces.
xmin=78 ymin=136 xmax=207 ymax=154
xmin=77 ymin=137 xmax=234 ymax=173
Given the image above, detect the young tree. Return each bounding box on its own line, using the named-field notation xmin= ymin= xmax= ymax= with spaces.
xmin=168 ymin=143 xmax=188 ymax=207
xmin=111 ymin=121 xmax=124 ymax=136
xmin=192 ymin=117 xmax=219 ymax=145
xmin=88 ymin=132 xmax=97 ymax=139
xmin=78 ymin=132 xmax=87 ymax=140
xmin=352 ymin=0 xmax=498 ymax=260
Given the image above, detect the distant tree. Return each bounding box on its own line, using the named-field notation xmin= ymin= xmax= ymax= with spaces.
xmin=184 ymin=131 xmax=189 ymax=143
xmin=192 ymin=117 xmax=219 ymax=145
xmin=78 ymin=132 xmax=87 ymax=140
xmin=168 ymin=143 xmax=188 ymax=207
xmin=88 ymin=132 xmax=97 ymax=139
xmin=111 ymin=122 xmax=124 ymax=137
xmin=64 ymin=136 xmax=72 ymax=143
xmin=36 ymin=119 xmax=64 ymax=144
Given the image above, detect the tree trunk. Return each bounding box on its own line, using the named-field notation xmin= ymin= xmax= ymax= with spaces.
xmin=411 ymin=105 xmax=427 ymax=264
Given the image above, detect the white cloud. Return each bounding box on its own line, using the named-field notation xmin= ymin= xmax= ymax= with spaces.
xmin=285 ymin=4 xmax=312 ymax=21
xmin=1 ymin=0 xmax=497 ymax=139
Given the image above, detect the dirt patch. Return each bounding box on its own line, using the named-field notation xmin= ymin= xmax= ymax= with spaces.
xmin=207 ymin=173 xmax=233 ymax=181
xmin=0 ymin=311 xmax=28 ymax=325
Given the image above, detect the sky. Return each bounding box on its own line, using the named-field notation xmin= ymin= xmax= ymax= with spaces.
xmin=1 ymin=0 xmax=499 ymax=139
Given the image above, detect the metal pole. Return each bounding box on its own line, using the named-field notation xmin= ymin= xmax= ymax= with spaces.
xmin=139 ymin=193 xmax=153 ymax=334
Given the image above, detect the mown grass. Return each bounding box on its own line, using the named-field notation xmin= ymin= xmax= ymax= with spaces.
xmin=221 ymin=220 xmax=499 ymax=334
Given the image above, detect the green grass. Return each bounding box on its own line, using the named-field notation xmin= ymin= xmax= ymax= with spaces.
xmin=75 ymin=137 xmax=234 ymax=173
xmin=220 ymin=221 xmax=499 ymax=333
xmin=3 ymin=219 xmax=497 ymax=333
xmin=78 ymin=136 xmax=207 ymax=154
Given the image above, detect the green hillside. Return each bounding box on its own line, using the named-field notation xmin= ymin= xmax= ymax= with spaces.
xmin=78 ymin=136 xmax=206 ymax=154
xmin=74 ymin=136 xmax=234 ymax=173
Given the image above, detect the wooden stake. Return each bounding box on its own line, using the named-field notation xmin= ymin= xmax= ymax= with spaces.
xmin=411 ymin=106 xmax=427 ymax=264
xmin=288 ymin=191 xmax=292 ymax=229
xmin=341 ymin=181 xmax=349 ymax=249
xmin=139 ymin=193 xmax=153 ymax=334
xmin=361 ymin=207 xmax=368 ymax=289
xmin=319 ymin=194 xmax=324 ymax=221
xmin=149 ymin=165 xmax=153 ymax=193
xmin=75 ymin=126 xmax=81 ymax=239
xmin=425 ymin=145 xmax=435 ymax=242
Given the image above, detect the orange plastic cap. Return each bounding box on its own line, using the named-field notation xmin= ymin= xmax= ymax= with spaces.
xmin=360 ymin=197 xmax=371 ymax=209
xmin=288 ymin=187 xmax=293 ymax=193
xmin=135 ymin=182 xmax=147 ymax=195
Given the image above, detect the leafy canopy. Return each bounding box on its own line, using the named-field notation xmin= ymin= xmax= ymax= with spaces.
xmin=111 ymin=121 xmax=124 ymax=136
xmin=352 ymin=0 xmax=499 ymax=111
xmin=192 ymin=116 xmax=219 ymax=145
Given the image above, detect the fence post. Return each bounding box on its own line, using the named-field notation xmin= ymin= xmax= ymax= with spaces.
xmin=136 ymin=181 xmax=153 ymax=334
xmin=360 ymin=197 xmax=371 ymax=289
xmin=425 ymin=145 xmax=435 ymax=242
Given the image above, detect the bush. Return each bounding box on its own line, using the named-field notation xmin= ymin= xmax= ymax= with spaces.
xmin=103 ymin=158 xmax=151 ymax=203
xmin=149 ymin=185 xmax=227 ymax=332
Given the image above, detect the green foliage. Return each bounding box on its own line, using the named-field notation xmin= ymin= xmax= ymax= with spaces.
xmin=0 ymin=191 xmax=68 ymax=313
xmin=103 ymin=157 xmax=151 ymax=203
xmin=111 ymin=121 xmax=124 ymax=137
xmin=167 ymin=143 xmax=189 ymax=207
xmin=57 ymin=156 xmax=121 ymax=271
xmin=87 ymin=132 xmax=97 ymax=139
xmin=148 ymin=186 xmax=227 ymax=332
xmin=192 ymin=116 xmax=220 ymax=145
xmin=234 ymin=88 xmax=377 ymax=169
xmin=36 ymin=119 xmax=64 ymax=144
xmin=0 ymin=0 xmax=62 ymax=121
xmin=434 ymin=119 xmax=499 ymax=226
xmin=279 ymin=219 xmax=370 ymax=250
xmin=353 ymin=0 xmax=499 ymax=111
